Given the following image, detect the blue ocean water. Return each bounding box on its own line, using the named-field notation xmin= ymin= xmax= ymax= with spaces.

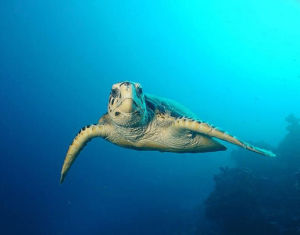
xmin=1 ymin=0 xmax=300 ymax=234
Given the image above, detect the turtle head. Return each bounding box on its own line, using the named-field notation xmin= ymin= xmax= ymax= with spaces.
xmin=108 ymin=81 xmax=147 ymax=127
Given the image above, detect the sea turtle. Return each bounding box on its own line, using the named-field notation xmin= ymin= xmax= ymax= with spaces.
xmin=60 ymin=81 xmax=275 ymax=183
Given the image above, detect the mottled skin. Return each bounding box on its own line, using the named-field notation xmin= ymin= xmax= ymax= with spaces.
xmin=60 ymin=81 xmax=275 ymax=183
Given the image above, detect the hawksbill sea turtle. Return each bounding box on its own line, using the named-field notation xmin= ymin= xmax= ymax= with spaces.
xmin=60 ymin=81 xmax=275 ymax=183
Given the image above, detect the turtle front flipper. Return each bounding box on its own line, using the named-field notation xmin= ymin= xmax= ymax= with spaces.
xmin=60 ymin=124 xmax=110 ymax=183
xmin=173 ymin=118 xmax=276 ymax=157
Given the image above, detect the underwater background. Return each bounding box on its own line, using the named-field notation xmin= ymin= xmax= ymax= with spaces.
xmin=1 ymin=0 xmax=300 ymax=234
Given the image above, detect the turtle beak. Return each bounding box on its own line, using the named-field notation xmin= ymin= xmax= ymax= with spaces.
xmin=118 ymin=98 xmax=138 ymax=113
xmin=117 ymin=82 xmax=140 ymax=113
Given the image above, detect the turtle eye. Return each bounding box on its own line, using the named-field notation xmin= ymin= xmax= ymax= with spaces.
xmin=111 ymin=88 xmax=118 ymax=98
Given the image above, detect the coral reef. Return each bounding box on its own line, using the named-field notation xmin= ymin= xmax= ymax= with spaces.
xmin=204 ymin=115 xmax=300 ymax=235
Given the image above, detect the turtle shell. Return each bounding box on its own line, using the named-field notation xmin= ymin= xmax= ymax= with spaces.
xmin=144 ymin=93 xmax=199 ymax=120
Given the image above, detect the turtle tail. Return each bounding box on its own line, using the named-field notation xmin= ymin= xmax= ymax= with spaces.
xmin=60 ymin=124 xmax=107 ymax=184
